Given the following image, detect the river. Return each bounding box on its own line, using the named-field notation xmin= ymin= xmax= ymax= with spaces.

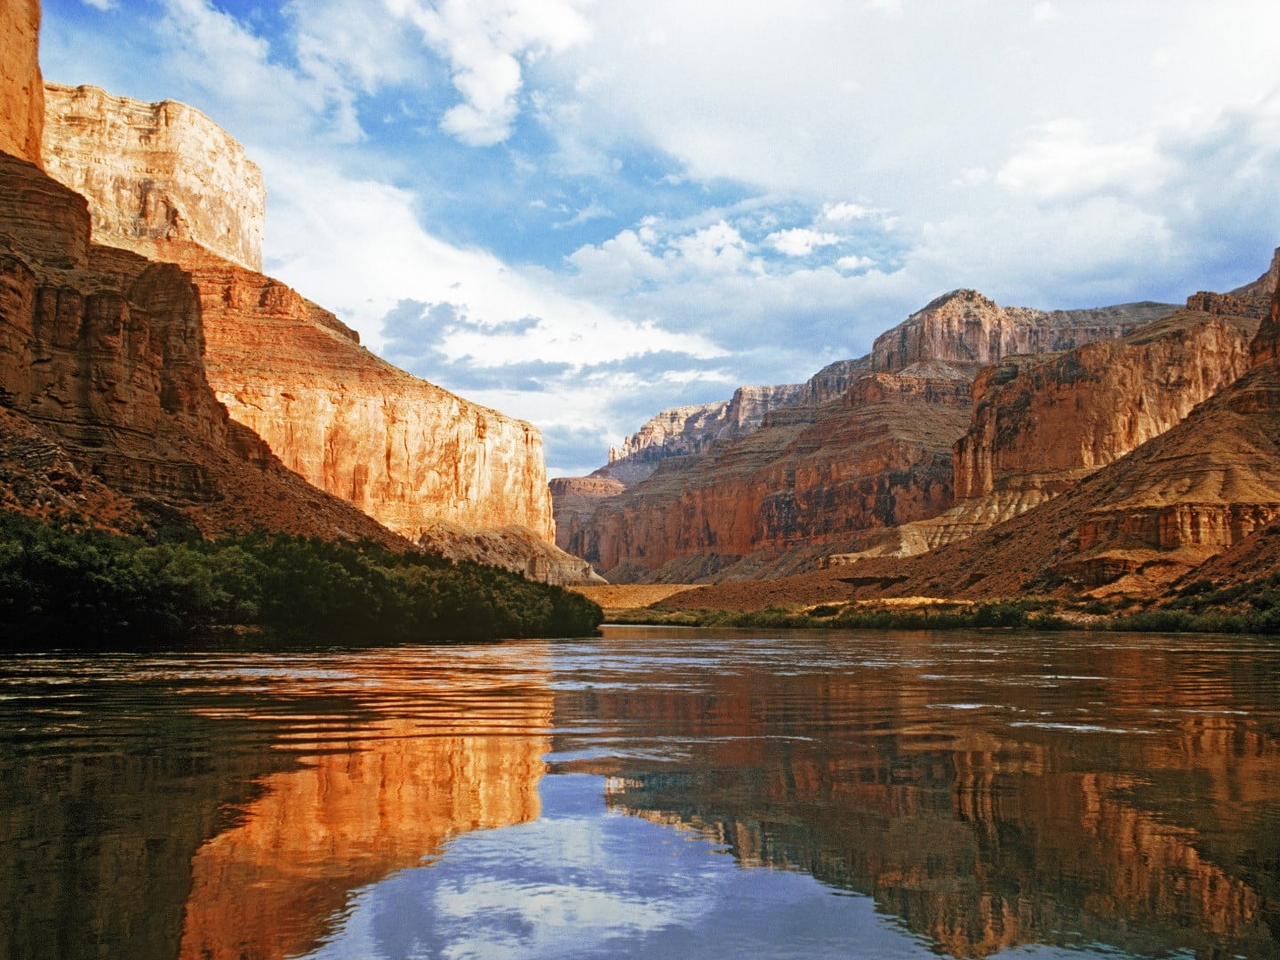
xmin=1 ymin=626 xmax=1278 ymax=959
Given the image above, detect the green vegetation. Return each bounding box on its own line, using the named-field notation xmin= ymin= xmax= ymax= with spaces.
xmin=610 ymin=585 xmax=1280 ymax=636
xmin=0 ymin=511 xmax=602 ymax=649
xmin=608 ymin=598 xmax=1071 ymax=631
xmin=1110 ymin=573 xmax=1280 ymax=635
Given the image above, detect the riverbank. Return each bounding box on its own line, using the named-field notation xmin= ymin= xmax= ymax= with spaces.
xmin=568 ymin=585 xmax=1280 ymax=635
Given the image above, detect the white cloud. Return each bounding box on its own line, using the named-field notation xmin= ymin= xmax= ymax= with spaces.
xmin=822 ymin=202 xmax=872 ymax=222
xmin=263 ymin=156 xmax=721 ymax=368
xmin=41 ymin=0 xmax=1280 ymax=472
xmin=836 ymin=255 xmax=875 ymax=272
xmin=79 ymin=0 xmax=115 ymax=9
xmin=1031 ymin=2 xmax=1059 ymax=23
xmin=670 ymin=221 xmax=751 ymax=273
xmin=766 ymin=228 xmax=841 ymax=257
xmin=996 ymin=119 xmax=1171 ymax=202
xmin=387 ymin=0 xmax=591 ymax=145
xmin=157 ymin=0 xmax=362 ymax=141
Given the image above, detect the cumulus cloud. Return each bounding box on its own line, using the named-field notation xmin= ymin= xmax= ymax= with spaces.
xmin=996 ymin=119 xmax=1171 ymax=202
xmin=766 ymin=228 xmax=841 ymax=257
xmin=836 ymin=255 xmax=875 ymax=272
xmin=387 ymin=0 xmax=591 ymax=145
xmin=822 ymin=202 xmax=873 ymax=222
xmin=156 ymin=0 xmax=365 ymax=141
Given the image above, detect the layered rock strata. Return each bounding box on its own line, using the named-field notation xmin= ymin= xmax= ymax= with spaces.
xmin=40 ymin=83 xmax=593 ymax=582
xmin=869 ymin=289 xmax=1176 ymax=376
xmin=601 ymin=383 xmax=804 ymax=487
xmin=0 ymin=0 xmax=42 ymax=167
xmin=166 ymin=245 xmax=594 ymax=582
xmin=42 ymin=84 xmax=264 ymax=271
xmin=670 ymin=274 xmax=1280 ymax=607
xmin=557 ymin=290 xmax=1176 ymax=583
xmin=0 ymin=150 xmax=407 ymax=547
xmin=572 ymin=365 xmax=972 ymax=581
xmin=825 ymin=305 xmax=1261 ymax=564
xmin=550 ymin=475 xmax=625 ymax=554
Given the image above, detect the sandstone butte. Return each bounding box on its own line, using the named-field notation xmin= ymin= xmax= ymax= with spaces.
xmin=595 ymin=660 xmax=1278 ymax=958
xmin=38 ymin=81 xmax=597 ymax=583
xmin=557 ymin=288 xmax=1179 ymax=583
xmin=666 ymin=258 xmax=1280 ymax=611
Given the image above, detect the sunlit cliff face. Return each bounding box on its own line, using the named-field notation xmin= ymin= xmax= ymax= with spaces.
xmin=176 ymin=654 xmax=555 ymax=960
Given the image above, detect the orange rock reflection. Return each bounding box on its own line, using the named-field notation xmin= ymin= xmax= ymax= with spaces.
xmin=177 ymin=655 xmax=553 ymax=960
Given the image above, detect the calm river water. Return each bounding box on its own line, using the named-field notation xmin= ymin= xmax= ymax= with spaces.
xmin=2 ymin=627 xmax=1279 ymax=959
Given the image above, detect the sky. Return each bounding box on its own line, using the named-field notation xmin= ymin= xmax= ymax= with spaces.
xmin=39 ymin=0 xmax=1280 ymax=476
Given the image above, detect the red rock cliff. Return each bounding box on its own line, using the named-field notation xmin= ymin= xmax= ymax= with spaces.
xmin=572 ymin=365 xmax=972 ymax=582
xmin=40 ymin=84 xmax=586 ymax=580
xmin=177 ymin=246 xmax=555 ymax=542
xmin=561 ymin=292 xmax=1174 ymax=583
xmin=955 ymin=306 xmax=1260 ymax=502
xmin=0 ymin=0 xmax=42 ymax=167
xmin=0 ymin=149 xmax=410 ymax=546
xmin=869 ymin=289 xmax=1175 ymax=375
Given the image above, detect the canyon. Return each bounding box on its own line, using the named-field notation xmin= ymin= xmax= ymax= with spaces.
xmin=28 ymin=76 xmax=594 ymax=582
xmin=0 ymin=147 xmax=406 ymax=548
xmin=666 ymin=262 xmax=1280 ymax=611
xmin=557 ymin=287 xmax=1181 ymax=583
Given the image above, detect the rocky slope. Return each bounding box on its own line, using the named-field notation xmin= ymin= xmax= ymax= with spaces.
xmin=43 ymin=84 xmax=264 ymax=271
xmin=40 ymin=83 xmax=596 ymax=583
xmin=571 ymin=364 xmax=973 ymax=582
xmin=0 ymin=0 xmax=42 ymax=168
xmin=669 ymin=275 xmax=1280 ymax=609
xmin=827 ymin=300 xmax=1262 ymax=563
xmin=558 ymin=290 xmax=1178 ymax=583
xmin=0 ymin=150 xmax=406 ymax=548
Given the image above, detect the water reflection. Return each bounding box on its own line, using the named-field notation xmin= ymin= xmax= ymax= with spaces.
xmin=0 ymin=631 xmax=1278 ymax=959
xmin=560 ymin=630 xmax=1280 ymax=958
xmin=0 ymin=647 xmax=555 ymax=960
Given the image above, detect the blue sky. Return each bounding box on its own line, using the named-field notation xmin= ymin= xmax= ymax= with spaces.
xmin=39 ymin=0 xmax=1280 ymax=475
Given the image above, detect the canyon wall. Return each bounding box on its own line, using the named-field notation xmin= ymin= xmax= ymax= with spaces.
xmin=572 ymin=366 xmax=972 ymax=581
xmin=868 ymin=290 xmax=1176 ymax=376
xmin=758 ymin=282 xmax=1280 ymax=602
xmin=601 ymin=383 xmax=804 ymax=487
xmin=40 ymin=84 xmax=591 ymax=580
xmin=42 ymin=84 xmax=264 ymax=271
xmin=955 ymin=304 xmax=1260 ymax=502
xmin=0 ymin=150 xmax=407 ymax=546
xmin=176 ymin=246 xmax=556 ymax=542
xmin=0 ymin=0 xmax=43 ymax=167
xmin=558 ymin=289 xmax=1176 ymax=583
xmin=823 ymin=304 xmax=1262 ymax=566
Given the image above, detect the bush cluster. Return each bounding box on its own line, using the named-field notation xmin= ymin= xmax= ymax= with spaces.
xmin=611 ymin=598 xmax=1068 ymax=631
xmin=0 ymin=511 xmax=602 ymax=648
xmin=1110 ymin=572 xmax=1280 ymax=635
